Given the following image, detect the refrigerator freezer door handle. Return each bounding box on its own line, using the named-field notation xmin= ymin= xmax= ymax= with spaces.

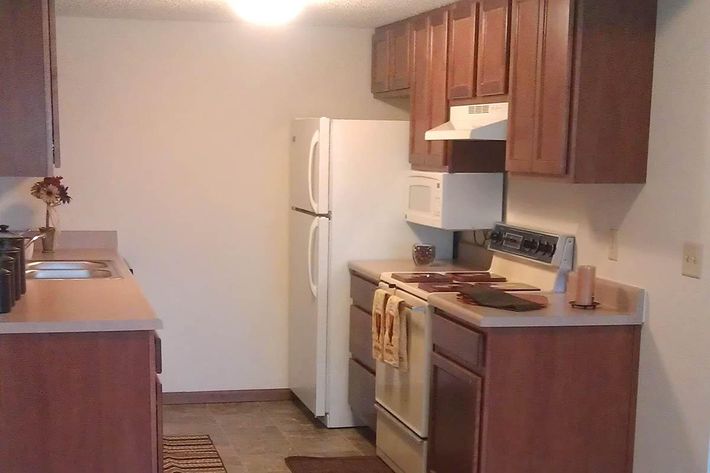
xmin=307 ymin=217 xmax=319 ymax=298
xmin=307 ymin=130 xmax=320 ymax=214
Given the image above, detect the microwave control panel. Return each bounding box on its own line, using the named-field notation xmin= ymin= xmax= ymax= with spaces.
xmin=488 ymin=223 xmax=575 ymax=267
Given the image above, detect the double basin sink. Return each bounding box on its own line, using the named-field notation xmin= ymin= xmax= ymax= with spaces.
xmin=26 ymin=261 xmax=122 ymax=280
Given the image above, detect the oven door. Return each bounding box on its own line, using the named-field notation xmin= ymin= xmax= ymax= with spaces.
xmin=375 ymin=289 xmax=432 ymax=438
xmin=405 ymin=173 xmax=443 ymax=229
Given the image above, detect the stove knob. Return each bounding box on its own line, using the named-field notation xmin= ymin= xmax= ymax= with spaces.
xmin=538 ymin=242 xmax=552 ymax=255
xmin=490 ymin=231 xmax=503 ymax=244
xmin=522 ymin=239 xmax=538 ymax=252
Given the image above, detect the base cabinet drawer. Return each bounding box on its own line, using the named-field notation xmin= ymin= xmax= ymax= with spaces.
xmin=350 ymin=305 xmax=376 ymax=372
xmin=432 ymin=311 xmax=485 ymax=372
xmin=350 ymin=273 xmax=378 ymax=312
xmin=348 ymin=359 xmax=376 ymax=431
xmin=376 ymin=404 xmax=427 ymax=473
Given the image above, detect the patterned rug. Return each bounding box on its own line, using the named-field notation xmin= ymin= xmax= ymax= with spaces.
xmin=285 ymin=456 xmax=393 ymax=473
xmin=163 ymin=435 xmax=227 ymax=473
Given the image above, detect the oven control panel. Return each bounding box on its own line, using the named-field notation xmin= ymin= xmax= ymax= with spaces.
xmin=488 ymin=223 xmax=574 ymax=267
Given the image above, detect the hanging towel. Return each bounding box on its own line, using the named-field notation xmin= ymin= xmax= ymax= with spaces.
xmin=371 ymin=289 xmax=389 ymax=361
xmin=383 ymin=295 xmax=409 ymax=372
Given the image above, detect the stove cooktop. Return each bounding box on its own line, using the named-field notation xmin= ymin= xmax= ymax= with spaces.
xmin=391 ymin=271 xmax=508 ymax=284
xmin=448 ymin=272 xmax=507 ymax=283
xmin=391 ymin=273 xmax=454 ymax=283
xmin=389 ymin=271 xmax=540 ymax=294
xmin=418 ymin=281 xmax=541 ymax=293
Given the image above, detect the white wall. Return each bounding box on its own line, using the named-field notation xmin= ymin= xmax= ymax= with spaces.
xmin=506 ymin=0 xmax=710 ymax=471
xmin=0 ymin=16 xmax=408 ymax=393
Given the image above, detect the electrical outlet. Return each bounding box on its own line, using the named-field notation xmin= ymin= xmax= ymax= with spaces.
xmin=682 ymin=242 xmax=703 ymax=279
xmin=609 ymin=229 xmax=619 ymax=261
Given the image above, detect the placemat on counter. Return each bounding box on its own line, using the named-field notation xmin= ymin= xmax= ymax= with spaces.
xmin=458 ymin=285 xmax=547 ymax=312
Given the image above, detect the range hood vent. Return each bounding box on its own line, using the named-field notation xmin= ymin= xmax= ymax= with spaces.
xmin=425 ymin=103 xmax=508 ymax=141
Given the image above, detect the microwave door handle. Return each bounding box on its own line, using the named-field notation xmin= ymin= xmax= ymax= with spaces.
xmin=307 ymin=130 xmax=320 ymax=214
xmin=307 ymin=217 xmax=319 ymax=298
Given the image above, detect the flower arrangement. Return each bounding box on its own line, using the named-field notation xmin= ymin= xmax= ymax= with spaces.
xmin=30 ymin=177 xmax=71 ymax=252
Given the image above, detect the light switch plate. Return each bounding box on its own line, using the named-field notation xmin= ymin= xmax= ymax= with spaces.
xmin=609 ymin=229 xmax=619 ymax=261
xmin=682 ymin=242 xmax=703 ymax=279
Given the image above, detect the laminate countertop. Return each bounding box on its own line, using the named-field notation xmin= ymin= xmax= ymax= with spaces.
xmin=348 ymin=259 xmax=478 ymax=283
xmin=0 ymin=249 xmax=161 ymax=334
xmin=429 ymin=276 xmax=647 ymax=328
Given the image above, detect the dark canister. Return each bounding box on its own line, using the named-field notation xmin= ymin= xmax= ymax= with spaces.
xmin=0 ymin=225 xmax=26 ymax=294
xmin=0 ymin=247 xmax=21 ymax=300
xmin=0 ymin=268 xmax=13 ymax=314
xmin=0 ymin=256 xmax=16 ymax=306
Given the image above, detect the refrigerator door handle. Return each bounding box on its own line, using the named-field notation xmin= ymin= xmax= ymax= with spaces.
xmin=307 ymin=130 xmax=320 ymax=214
xmin=307 ymin=217 xmax=319 ymax=298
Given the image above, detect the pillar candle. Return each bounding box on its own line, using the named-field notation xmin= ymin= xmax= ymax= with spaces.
xmin=576 ymin=265 xmax=596 ymax=306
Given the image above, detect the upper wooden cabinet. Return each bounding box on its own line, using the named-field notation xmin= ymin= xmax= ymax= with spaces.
xmin=507 ymin=0 xmax=657 ymax=182
xmin=447 ymin=1 xmax=479 ymax=101
xmin=0 ymin=0 xmax=60 ymax=177
xmin=477 ymin=0 xmax=512 ymax=97
xmin=371 ymin=29 xmax=390 ymax=94
xmin=410 ymin=10 xmax=452 ymax=171
xmin=448 ymin=0 xmax=511 ymax=103
xmin=371 ymin=21 xmax=411 ymax=97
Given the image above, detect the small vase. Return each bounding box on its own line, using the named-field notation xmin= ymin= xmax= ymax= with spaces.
xmin=412 ymin=244 xmax=436 ymax=266
xmin=40 ymin=227 xmax=56 ymax=253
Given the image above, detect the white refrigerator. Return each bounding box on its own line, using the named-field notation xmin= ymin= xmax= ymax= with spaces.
xmin=288 ymin=118 xmax=453 ymax=428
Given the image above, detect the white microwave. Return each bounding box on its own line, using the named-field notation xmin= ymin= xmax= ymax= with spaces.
xmin=405 ymin=171 xmax=504 ymax=231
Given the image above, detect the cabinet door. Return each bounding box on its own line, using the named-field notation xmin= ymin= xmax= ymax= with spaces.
xmin=533 ymin=0 xmax=573 ymax=176
xmin=155 ymin=377 xmax=163 ymax=473
xmin=477 ymin=0 xmax=511 ymax=97
xmin=448 ymin=1 xmax=478 ymax=101
xmin=506 ymin=0 xmax=543 ymax=173
xmin=348 ymin=359 xmax=376 ymax=431
xmin=427 ymin=9 xmax=450 ymax=169
xmin=428 ymin=352 xmax=483 ymax=473
xmin=390 ymin=22 xmax=411 ymax=91
xmin=0 ymin=0 xmax=57 ymax=177
xmin=507 ymin=0 xmax=572 ymax=175
xmin=409 ymin=15 xmax=431 ymax=167
xmin=372 ymin=28 xmax=390 ymax=93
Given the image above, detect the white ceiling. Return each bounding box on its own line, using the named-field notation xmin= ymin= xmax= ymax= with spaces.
xmin=55 ymin=0 xmax=454 ymax=28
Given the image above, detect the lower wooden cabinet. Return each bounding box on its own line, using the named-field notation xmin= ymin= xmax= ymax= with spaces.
xmin=155 ymin=376 xmax=164 ymax=472
xmin=429 ymin=311 xmax=641 ymax=473
xmin=348 ymin=359 xmax=377 ymax=431
xmin=0 ymin=330 xmax=163 ymax=473
xmin=348 ymin=271 xmax=378 ymax=432
xmin=428 ymin=352 xmax=482 ymax=473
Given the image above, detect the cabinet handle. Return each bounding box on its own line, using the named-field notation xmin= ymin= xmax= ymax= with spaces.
xmin=154 ymin=334 xmax=162 ymax=374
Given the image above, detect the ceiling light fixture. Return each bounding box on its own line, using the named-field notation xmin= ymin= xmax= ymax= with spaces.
xmin=228 ymin=0 xmax=308 ymax=26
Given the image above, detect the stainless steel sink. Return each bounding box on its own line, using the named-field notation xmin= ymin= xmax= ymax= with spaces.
xmin=26 ymin=261 xmax=122 ymax=280
xmin=27 ymin=261 xmax=108 ymax=271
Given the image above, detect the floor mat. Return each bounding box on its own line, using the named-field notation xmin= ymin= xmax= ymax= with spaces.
xmin=285 ymin=456 xmax=393 ymax=473
xmin=164 ymin=435 xmax=227 ymax=473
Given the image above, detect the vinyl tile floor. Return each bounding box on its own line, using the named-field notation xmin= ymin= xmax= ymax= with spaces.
xmin=163 ymin=401 xmax=376 ymax=473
